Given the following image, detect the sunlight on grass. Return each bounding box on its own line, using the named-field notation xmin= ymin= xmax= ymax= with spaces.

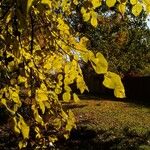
xmin=69 ymin=100 xmax=150 ymax=135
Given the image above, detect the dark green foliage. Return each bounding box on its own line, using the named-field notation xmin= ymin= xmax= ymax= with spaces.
xmin=71 ymin=3 xmax=150 ymax=76
xmin=87 ymin=9 xmax=150 ymax=76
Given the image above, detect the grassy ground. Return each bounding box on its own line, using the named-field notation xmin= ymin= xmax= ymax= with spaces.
xmin=61 ymin=98 xmax=150 ymax=150
xmin=72 ymin=99 xmax=150 ymax=133
xmin=0 ymin=97 xmax=150 ymax=149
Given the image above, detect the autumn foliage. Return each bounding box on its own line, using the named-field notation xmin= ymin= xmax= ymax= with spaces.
xmin=0 ymin=0 xmax=149 ymax=148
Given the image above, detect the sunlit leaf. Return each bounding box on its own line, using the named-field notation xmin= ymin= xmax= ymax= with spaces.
xmin=91 ymin=52 xmax=108 ymax=74
xmin=73 ymin=0 xmax=79 ymax=5
xmin=83 ymin=12 xmax=91 ymax=22
xmin=76 ymin=75 xmax=88 ymax=94
xmin=27 ymin=0 xmax=34 ymax=13
xmin=146 ymin=5 xmax=150 ymax=13
xmin=118 ymin=3 xmax=126 ymax=14
xmin=73 ymin=93 xmax=80 ymax=103
xmin=81 ymin=7 xmax=86 ymax=14
xmin=103 ymin=72 xmax=125 ymax=98
xmin=41 ymin=0 xmax=52 ymax=8
xmin=13 ymin=117 xmax=20 ymax=134
xmin=39 ymin=101 xmax=45 ymax=114
xmin=36 ymin=89 xmax=48 ymax=101
xmin=143 ymin=0 xmax=150 ymax=5
xmin=18 ymin=75 xmax=27 ymax=83
xmin=91 ymin=11 xmax=98 ymax=27
xmin=35 ymin=126 xmax=41 ymax=138
xmin=65 ymin=110 xmax=76 ymax=133
xmin=57 ymin=74 xmax=63 ymax=81
xmin=19 ymin=140 xmax=27 ymax=149
xmin=53 ymin=118 xmax=61 ymax=129
xmin=132 ymin=3 xmax=143 ymax=16
xmin=18 ymin=115 xmax=30 ymax=139
xmin=0 ymin=98 xmax=15 ymax=114
xmin=63 ymin=92 xmax=71 ymax=102
xmin=130 ymin=0 xmax=137 ymax=5
xmin=91 ymin=0 xmax=102 ymax=8
xmin=32 ymin=105 xmax=44 ymax=124
xmin=106 ymin=0 xmax=116 ymax=7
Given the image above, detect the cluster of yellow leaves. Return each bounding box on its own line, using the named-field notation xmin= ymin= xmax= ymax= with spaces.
xmin=13 ymin=115 xmax=29 ymax=149
xmin=1 ymin=0 xmax=150 ymax=149
xmin=143 ymin=0 xmax=150 ymax=13
xmin=81 ymin=7 xmax=98 ymax=27
xmin=80 ymin=0 xmax=150 ymax=27
xmin=103 ymin=72 xmax=125 ymax=98
xmin=63 ymin=59 xmax=88 ymax=102
xmin=129 ymin=0 xmax=143 ymax=16
xmin=57 ymin=17 xmax=70 ymax=35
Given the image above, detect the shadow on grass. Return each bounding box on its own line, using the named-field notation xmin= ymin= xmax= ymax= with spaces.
xmin=62 ymin=103 xmax=88 ymax=110
xmin=55 ymin=126 xmax=150 ymax=150
xmin=78 ymin=93 xmax=150 ymax=108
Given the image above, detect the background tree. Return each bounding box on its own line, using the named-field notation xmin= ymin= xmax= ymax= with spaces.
xmin=70 ymin=1 xmax=150 ymax=76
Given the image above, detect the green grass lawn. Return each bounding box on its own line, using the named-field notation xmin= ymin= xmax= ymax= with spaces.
xmin=72 ymin=99 xmax=150 ymax=133
xmin=62 ymin=98 xmax=150 ymax=149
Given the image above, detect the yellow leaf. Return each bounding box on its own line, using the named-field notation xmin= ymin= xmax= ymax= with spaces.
xmin=27 ymin=0 xmax=34 ymax=13
xmin=41 ymin=0 xmax=52 ymax=8
xmin=39 ymin=101 xmax=45 ymax=114
xmin=36 ymin=89 xmax=48 ymax=101
xmin=13 ymin=117 xmax=20 ymax=134
xmin=10 ymin=79 xmax=17 ymax=85
xmin=58 ymin=81 xmax=63 ymax=86
xmin=81 ymin=7 xmax=86 ymax=14
xmin=91 ymin=52 xmax=108 ymax=74
xmin=91 ymin=11 xmax=98 ymax=27
xmin=76 ymin=75 xmax=88 ymax=93
xmin=11 ymin=91 xmax=21 ymax=105
xmin=18 ymin=115 xmax=30 ymax=139
xmin=35 ymin=126 xmax=41 ymax=138
xmin=53 ymin=118 xmax=61 ymax=129
xmin=32 ymin=105 xmax=44 ymax=124
xmin=64 ymin=63 xmax=71 ymax=74
xmin=132 ymin=3 xmax=143 ymax=16
xmin=103 ymin=72 xmax=125 ymax=98
xmin=6 ymin=11 xmax=12 ymax=23
xmin=73 ymin=93 xmax=80 ymax=103
xmin=64 ymin=85 xmax=72 ymax=92
xmin=44 ymin=62 xmax=52 ymax=69
xmin=65 ymin=110 xmax=76 ymax=133
xmin=114 ymin=87 xmax=126 ymax=98
xmin=88 ymin=51 xmax=95 ymax=60
xmin=103 ymin=73 xmax=116 ymax=89
xmin=81 ymin=53 xmax=88 ymax=62
xmin=41 ymin=83 xmax=47 ymax=91
xmin=19 ymin=140 xmax=27 ymax=149
xmin=28 ymin=61 xmax=34 ymax=68
xmin=57 ymin=74 xmax=63 ymax=81
xmin=146 ymin=5 xmax=150 ymax=13
xmin=61 ymin=110 xmax=68 ymax=120
xmin=118 ymin=3 xmax=126 ymax=14
xmin=18 ymin=75 xmax=27 ymax=83
xmin=55 ymin=87 xmax=62 ymax=94
xmin=106 ymin=0 xmax=116 ymax=7
xmin=143 ymin=0 xmax=150 ymax=5
xmin=63 ymin=92 xmax=71 ymax=102
xmin=0 ymin=98 xmax=15 ymax=114
xmin=73 ymin=0 xmax=78 ymax=5
xmin=130 ymin=0 xmax=137 ymax=5
xmin=91 ymin=0 xmax=102 ymax=8
xmin=44 ymin=101 xmax=51 ymax=109
xmin=83 ymin=12 xmax=91 ymax=22
xmin=64 ymin=134 xmax=69 ymax=139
